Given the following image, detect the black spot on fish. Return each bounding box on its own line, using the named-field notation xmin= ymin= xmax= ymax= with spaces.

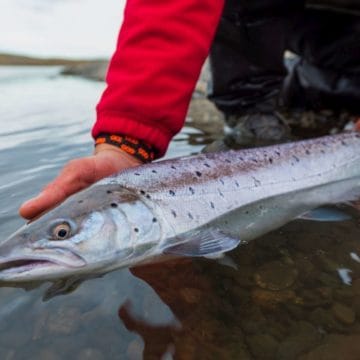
xmin=269 ymin=157 xmax=273 ymax=164
xmin=169 ymin=190 xmax=175 ymax=196
xmin=146 ymin=194 xmax=151 ymax=199
xmin=210 ymin=202 xmax=215 ymax=209
xmin=171 ymin=165 xmax=177 ymax=170
xmin=252 ymin=177 xmax=261 ymax=187
xmin=134 ymin=228 xmax=139 ymax=233
xmin=305 ymin=149 xmax=310 ymax=155
xmin=239 ymin=156 xmax=244 ymax=161
xmin=218 ymin=189 xmax=224 ymax=197
xmin=188 ymin=212 xmax=194 ymax=220
xmin=356 ymin=133 xmax=360 ymax=138
xmin=196 ymin=171 xmax=202 ymax=177
xmin=189 ymin=187 xmax=195 ymax=195
xmin=235 ymin=181 xmax=240 ymax=187
xmin=111 ymin=203 xmax=118 ymax=208
xmin=140 ymin=190 xmax=146 ymax=195
xmin=152 ymin=170 xmax=157 ymax=174
xmin=320 ymin=149 xmax=325 ymax=154
xmin=106 ymin=190 xmax=112 ymax=194
xmin=225 ymin=159 xmax=231 ymax=163
xmin=220 ymin=179 xmax=225 ymax=185
xmin=78 ymin=200 xmax=84 ymax=204
xmin=152 ymin=218 xmax=157 ymax=223
xmin=204 ymin=163 xmax=211 ymax=168
xmin=342 ymin=140 xmax=347 ymax=146
xmin=251 ymin=158 xmax=258 ymax=163
xmin=134 ymin=173 xmax=140 ymax=176
xmin=245 ymin=211 xmax=249 ymax=214
xmin=275 ymin=151 xmax=281 ymax=156
xmin=293 ymin=155 xmax=300 ymax=162
xmin=171 ymin=210 xmax=177 ymax=218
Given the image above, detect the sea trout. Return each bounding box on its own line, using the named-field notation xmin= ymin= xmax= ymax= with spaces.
xmin=1 ymin=131 xmax=360 ymax=282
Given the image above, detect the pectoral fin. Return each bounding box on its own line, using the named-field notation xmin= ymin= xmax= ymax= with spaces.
xmin=163 ymin=228 xmax=241 ymax=257
xmin=43 ymin=276 xmax=91 ymax=301
xmin=298 ymin=206 xmax=352 ymax=222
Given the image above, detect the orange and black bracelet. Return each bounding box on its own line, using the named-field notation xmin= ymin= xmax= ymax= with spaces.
xmin=95 ymin=133 xmax=155 ymax=163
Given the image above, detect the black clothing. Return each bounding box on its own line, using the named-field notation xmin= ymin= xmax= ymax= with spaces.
xmin=209 ymin=1 xmax=360 ymax=116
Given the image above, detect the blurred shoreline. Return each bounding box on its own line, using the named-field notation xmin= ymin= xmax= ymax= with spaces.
xmin=0 ymin=53 xmax=109 ymax=81
xmin=0 ymin=53 xmax=104 ymax=66
xmin=0 ymin=53 xmax=225 ymax=138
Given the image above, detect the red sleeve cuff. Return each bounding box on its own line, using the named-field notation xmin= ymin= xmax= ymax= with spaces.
xmin=92 ymin=112 xmax=173 ymax=158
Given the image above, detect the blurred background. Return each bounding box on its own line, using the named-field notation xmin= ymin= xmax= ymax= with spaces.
xmin=0 ymin=0 xmax=125 ymax=58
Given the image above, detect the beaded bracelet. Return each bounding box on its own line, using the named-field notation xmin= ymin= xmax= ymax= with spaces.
xmin=95 ymin=133 xmax=155 ymax=163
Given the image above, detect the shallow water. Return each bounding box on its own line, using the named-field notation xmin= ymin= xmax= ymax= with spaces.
xmin=1 ymin=67 xmax=360 ymax=359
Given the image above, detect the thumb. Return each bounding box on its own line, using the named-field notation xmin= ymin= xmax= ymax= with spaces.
xmin=19 ymin=157 xmax=96 ymax=220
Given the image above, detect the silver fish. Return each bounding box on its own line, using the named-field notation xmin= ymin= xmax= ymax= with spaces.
xmin=1 ymin=131 xmax=360 ymax=283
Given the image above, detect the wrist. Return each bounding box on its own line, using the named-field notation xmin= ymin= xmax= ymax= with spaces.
xmin=95 ymin=133 xmax=155 ymax=163
xmin=94 ymin=143 xmax=143 ymax=166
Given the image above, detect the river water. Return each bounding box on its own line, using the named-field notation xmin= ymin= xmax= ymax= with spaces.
xmin=1 ymin=66 xmax=360 ymax=359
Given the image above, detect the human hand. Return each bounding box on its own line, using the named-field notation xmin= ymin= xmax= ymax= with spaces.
xmin=19 ymin=144 xmax=142 ymax=220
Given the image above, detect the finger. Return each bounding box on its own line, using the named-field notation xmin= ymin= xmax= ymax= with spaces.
xmin=19 ymin=183 xmax=68 ymax=220
xmin=19 ymin=158 xmax=96 ymax=219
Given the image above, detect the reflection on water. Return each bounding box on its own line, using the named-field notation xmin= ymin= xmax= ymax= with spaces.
xmin=1 ymin=67 xmax=360 ymax=359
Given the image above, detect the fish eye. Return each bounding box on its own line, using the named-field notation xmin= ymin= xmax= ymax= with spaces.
xmin=51 ymin=222 xmax=72 ymax=241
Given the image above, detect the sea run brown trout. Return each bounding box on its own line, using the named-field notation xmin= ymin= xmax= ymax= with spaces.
xmin=1 ymin=131 xmax=360 ymax=283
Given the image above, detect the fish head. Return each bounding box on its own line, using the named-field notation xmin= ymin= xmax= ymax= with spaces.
xmin=0 ymin=184 xmax=161 ymax=282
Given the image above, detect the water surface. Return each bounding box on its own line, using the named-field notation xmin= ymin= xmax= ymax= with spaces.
xmin=1 ymin=67 xmax=360 ymax=359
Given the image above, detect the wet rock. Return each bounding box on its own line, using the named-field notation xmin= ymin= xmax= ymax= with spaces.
xmin=186 ymin=98 xmax=224 ymax=137
xmin=314 ymin=253 xmax=341 ymax=273
xmin=277 ymin=321 xmax=321 ymax=360
xmin=0 ymin=328 xmax=31 ymax=348
xmin=229 ymin=286 xmax=251 ymax=307
xmin=295 ymin=288 xmax=333 ymax=308
xmin=318 ymin=272 xmax=342 ymax=288
xmin=351 ymin=296 xmax=360 ymax=318
xmin=300 ymin=334 xmax=360 ymax=360
xmin=77 ymin=348 xmax=104 ymax=360
xmin=127 ymin=339 xmax=144 ymax=360
xmin=246 ymin=334 xmax=279 ymax=359
xmin=332 ymin=302 xmax=356 ymax=325
xmin=309 ymin=308 xmax=346 ymax=332
xmin=227 ymin=344 xmax=252 ymax=360
xmin=294 ymin=257 xmax=317 ymax=283
xmin=32 ymin=310 xmax=50 ymax=340
xmin=234 ymin=266 xmax=256 ymax=288
xmin=179 ymin=287 xmax=203 ymax=304
xmin=47 ymin=306 xmax=81 ymax=335
xmin=351 ymin=278 xmax=360 ymax=296
xmin=30 ymin=349 xmax=63 ymax=360
xmin=3 ymin=349 xmax=15 ymax=360
xmin=194 ymin=60 xmax=211 ymax=97
xmin=252 ymin=289 xmax=296 ymax=309
xmin=61 ymin=61 xmax=108 ymax=81
xmin=254 ymin=261 xmax=298 ymax=291
xmin=239 ymin=306 xmax=267 ymax=335
xmin=266 ymin=322 xmax=290 ymax=342
xmin=285 ymin=303 xmax=307 ymax=320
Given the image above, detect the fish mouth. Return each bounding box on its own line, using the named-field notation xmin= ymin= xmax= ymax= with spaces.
xmin=0 ymin=258 xmax=58 ymax=274
xmin=0 ymin=250 xmax=86 ymax=279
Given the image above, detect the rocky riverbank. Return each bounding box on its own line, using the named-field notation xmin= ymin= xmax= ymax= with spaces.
xmin=0 ymin=53 xmax=101 ymax=67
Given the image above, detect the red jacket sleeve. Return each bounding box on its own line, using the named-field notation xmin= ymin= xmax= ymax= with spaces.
xmin=92 ymin=0 xmax=224 ymax=157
